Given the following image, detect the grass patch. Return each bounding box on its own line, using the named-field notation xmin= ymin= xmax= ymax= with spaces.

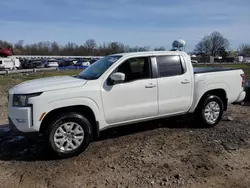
xmin=0 ymin=69 xmax=82 ymax=86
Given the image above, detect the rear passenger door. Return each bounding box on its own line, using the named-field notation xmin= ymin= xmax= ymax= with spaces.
xmin=156 ymin=55 xmax=192 ymax=115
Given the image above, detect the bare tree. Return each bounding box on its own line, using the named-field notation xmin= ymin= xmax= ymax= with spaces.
xmin=0 ymin=40 xmax=13 ymax=48
xmin=154 ymin=46 xmax=165 ymax=51
xmin=84 ymin=39 xmax=97 ymax=55
xmin=108 ymin=42 xmax=120 ymax=54
xmin=239 ymin=44 xmax=250 ymax=55
xmin=51 ymin=41 xmax=60 ymax=55
xmin=13 ymin=40 xmax=24 ymax=55
xmin=139 ymin=46 xmax=150 ymax=51
xmin=194 ymin=31 xmax=229 ymax=57
xmin=193 ymin=41 xmax=206 ymax=55
xmin=14 ymin=40 xmax=24 ymax=49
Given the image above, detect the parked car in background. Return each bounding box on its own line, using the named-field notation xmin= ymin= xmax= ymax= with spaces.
xmin=70 ymin=59 xmax=78 ymax=64
xmin=191 ymin=60 xmax=199 ymax=64
xmin=75 ymin=59 xmax=90 ymax=66
xmin=34 ymin=61 xmax=46 ymax=68
xmin=23 ymin=60 xmax=39 ymax=69
xmin=244 ymin=57 xmax=250 ymax=63
xmin=58 ymin=59 xmax=75 ymax=67
xmin=43 ymin=59 xmax=59 ymax=68
xmin=0 ymin=47 xmax=12 ymax=57
xmin=89 ymin=58 xmax=100 ymax=65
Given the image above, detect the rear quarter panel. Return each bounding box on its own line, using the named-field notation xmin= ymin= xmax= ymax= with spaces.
xmin=189 ymin=69 xmax=244 ymax=112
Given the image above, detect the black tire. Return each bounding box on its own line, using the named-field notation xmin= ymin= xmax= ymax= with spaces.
xmin=195 ymin=95 xmax=224 ymax=127
xmin=47 ymin=112 xmax=93 ymax=158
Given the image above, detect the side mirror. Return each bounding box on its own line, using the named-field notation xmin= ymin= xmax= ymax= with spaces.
xmin=109 ymin=72 xmax=125 ymax=84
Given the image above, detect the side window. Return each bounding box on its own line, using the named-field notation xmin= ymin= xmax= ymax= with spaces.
xmin=116 ymin=57 xmax=151 ymax=82
xmin=156 ymin=55 xmax=184 ymax=77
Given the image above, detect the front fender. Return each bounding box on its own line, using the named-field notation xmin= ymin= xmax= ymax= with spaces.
xmin=32 ymin=97 xmax=102 ymax=131
xmin=47 ymin=97 xmax=101 ymax=122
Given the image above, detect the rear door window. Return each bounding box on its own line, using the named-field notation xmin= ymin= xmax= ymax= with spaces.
xmin=156 ymin=55 xmax=184 ymax=77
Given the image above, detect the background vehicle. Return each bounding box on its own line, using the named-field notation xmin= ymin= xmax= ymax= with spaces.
xmin=43 ymin=59 xmax=59 ymax=68
xmin=0 ymin=47 xmax=12 ymax=57
xmin=8 ymin=51 xmax=246 ymax=158
xmin=21 ymin=59 xmax=41 ymax=69
xmin=0 ymin=57 xmax=20 ymax=70
xmin=191 ymin=59 xmax=198 ymax=64
xmin=75 ymin=58 xmax=90 ymax=66
xmin=58 ymin=59 xmax=75 ymax=67
xmin=89 ymin=58 xmax=100 ymax=65
xmin=34 ymin=61 xmax=46 ymax=68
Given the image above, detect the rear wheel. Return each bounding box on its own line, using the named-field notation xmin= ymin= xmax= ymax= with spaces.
xmin=196 ymin=95 xmax=224 ymax=127
xmin=47 ymin=112 xmax=93 ymax=158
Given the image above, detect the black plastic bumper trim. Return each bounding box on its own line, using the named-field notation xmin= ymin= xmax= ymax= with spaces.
xmin=8 ymin=117 xmax=39 ymax=137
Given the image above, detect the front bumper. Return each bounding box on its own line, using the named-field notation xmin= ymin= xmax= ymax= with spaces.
xmin=8 ymin=117 xmax=38 ymax=137
xmin=8 ymin=104 xmax=40 ymax=136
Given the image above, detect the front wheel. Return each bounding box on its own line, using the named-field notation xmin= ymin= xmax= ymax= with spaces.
xmin=196 ymin=95 xmax=224 ymax=127
xmin=48 ymin=112 xmax=93 ymax=158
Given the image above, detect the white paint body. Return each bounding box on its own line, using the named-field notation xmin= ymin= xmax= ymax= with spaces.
xmin=8 ymin=51 xmax=246 ymax=134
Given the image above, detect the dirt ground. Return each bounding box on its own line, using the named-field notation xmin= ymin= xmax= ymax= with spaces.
xmin=0 ymin=84 xmax=250 ymax=188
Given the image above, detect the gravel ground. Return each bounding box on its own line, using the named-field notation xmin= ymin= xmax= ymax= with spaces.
xmin=0 ymin=84 xmax=250 ymax=188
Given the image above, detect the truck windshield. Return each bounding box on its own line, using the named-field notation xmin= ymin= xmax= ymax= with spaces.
xmin=77 ymin=55 xmax=122 ymax=80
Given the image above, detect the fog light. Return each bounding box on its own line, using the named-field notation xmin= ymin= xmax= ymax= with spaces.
xmin=16 ymin=119 xmax=26 ymax=123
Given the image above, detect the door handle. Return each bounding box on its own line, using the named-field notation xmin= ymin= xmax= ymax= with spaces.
xmin=181 ymin=79 xmax=190 ymax=84
xmin=145 ymin=83 xmax=156 ymax=88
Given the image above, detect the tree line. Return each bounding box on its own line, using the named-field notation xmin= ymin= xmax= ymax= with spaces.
xmin=0 ymin=39 xmax=166 ymax=56
xmin=1 ymin=31 xmax=249 ymax=57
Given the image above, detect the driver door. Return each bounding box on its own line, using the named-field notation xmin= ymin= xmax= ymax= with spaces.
xmin=101 ymin=57 xmax=158 ymax=125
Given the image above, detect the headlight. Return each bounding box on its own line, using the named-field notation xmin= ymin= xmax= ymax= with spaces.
xmin=13 ymin=92 xmax=42 ymax=107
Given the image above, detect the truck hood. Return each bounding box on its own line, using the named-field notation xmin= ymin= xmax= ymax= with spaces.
xmin=9 ymin=76 xmax=87 ymax=94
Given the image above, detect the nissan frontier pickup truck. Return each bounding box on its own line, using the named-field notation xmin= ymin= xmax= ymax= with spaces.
xmin=8 ymin=51 xmax=246 ymax=157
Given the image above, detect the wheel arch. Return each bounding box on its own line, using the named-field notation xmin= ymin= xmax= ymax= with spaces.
xmin=195 ymin=88 xmax=228 ymax=112
xmin=39 ymin=104 xmax=100 ymax=140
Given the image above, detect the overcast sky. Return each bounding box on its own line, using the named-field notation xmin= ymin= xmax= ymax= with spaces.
xmin=0 ymin=0 xmax=249 ymax=51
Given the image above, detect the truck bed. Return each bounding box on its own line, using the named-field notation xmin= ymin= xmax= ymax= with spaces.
xmin=193 ymin=67 xmax=241 ymax=74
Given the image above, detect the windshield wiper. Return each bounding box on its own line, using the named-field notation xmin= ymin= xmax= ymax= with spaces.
xmin=76 ymin=75 xmax=95 ymax=80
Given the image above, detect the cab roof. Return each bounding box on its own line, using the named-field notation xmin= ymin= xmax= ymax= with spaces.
xmin=110 ymin=50 xmax=188 ymax=58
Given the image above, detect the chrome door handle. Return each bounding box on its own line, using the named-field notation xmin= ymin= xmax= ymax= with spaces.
xmin=181 ymin=79 xmax=190 ymax=84
xmin=145 ymin=83 xmax=156 ymax=88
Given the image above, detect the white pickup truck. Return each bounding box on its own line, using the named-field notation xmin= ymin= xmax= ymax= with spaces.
xmin=8 ymin=51 xmax=246 ymax=157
